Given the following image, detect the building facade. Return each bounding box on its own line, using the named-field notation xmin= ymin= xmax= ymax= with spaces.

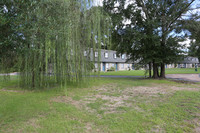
xmin=163 ymin=57 xmax=199 ymax=69
xmin=90 ymin=49 xmax=199 ymax=72
xmin=176 ymin=56 xmax=199 ymax=68
xmin=91 ymin=49 xmax=132 ymax=72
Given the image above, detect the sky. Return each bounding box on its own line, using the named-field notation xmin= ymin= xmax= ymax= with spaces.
xmin=95 ymin=0 xmax=200 ymax=7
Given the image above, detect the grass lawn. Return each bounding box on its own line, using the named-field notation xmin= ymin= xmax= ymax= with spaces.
xmin=100 ymin=68 xmax=200 ymax=76
xmin=0 ymin=76 xmax=200 ymax=132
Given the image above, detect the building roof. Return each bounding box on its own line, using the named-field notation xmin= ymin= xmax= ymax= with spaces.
xmin=89 ymin=49 xmax=130 ymax=63
xmin=100 ymin=49 xmax=129 ymax=63
xmin=178 ymin=56 xmax=199 ymax=64
xmin=90 ymin=49 xmax=199 ymax=64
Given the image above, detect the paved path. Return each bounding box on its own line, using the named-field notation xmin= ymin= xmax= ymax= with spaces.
xmin=1 ymin=73 xmax=200 ymax=82
xmin=100 ymin=74 xmax=200 ymax=82
xmin=0 ymin=72 xmax=19 ymax=76
xmin=0 ymin=73 xmax=144 ymax=78
xmin=99 ymin=75 xmax=144 ymax=78
xmin=166 ymin=74 xmax=200 ymax=82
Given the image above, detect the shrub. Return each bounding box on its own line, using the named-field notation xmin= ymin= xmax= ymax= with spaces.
xmin=107 ymin=67 xmax=115 ymax=71
xmin=134 ymin=64 xmax=143 ymax=70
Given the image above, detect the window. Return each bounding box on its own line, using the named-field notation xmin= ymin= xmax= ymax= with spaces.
xmin=112 ymin=64 xmax=115 ymax=67
xmin=113 ymin=54 xmax=117 ymax=59
xmin=122 ymin=54 xmax=125 ymax=59
xmin=106 ymin=63 xmax=109 ymax=69
xmin=105 ymin=52 xmax=108 ymax=58
xmin=95 ymin=63 xmax=98 ymax=68
xmin=95 ymin=52 xmax=98 ymax=57
xmin=121 ymin=64 xmax=124 ymax=69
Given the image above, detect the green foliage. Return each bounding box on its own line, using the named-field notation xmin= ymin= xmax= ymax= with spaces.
xmin=134 ymin=64 xmax=143 ymax=70
xmin=182 ymin=20 xmax=200 ymax=61
xmin=0 ymin=0 xmax=110 ymax=88
xmin=188 ymin=41 xmax=200 ymax=61
xmin=103 ymin=0 xmax=196 ymax=78
xmin=107 ymin=66 xmax=115 ymax=71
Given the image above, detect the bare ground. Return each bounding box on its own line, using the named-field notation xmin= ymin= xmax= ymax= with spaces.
xmin=185 ymin=118 xmax=200 ymax=133
xmin=51 ymin=83 xmax=200 ymax=114
xmin=0 ymin=88 xmax=25 ymax=93
xmin=50 ymin=82 xmax=200 ymax=132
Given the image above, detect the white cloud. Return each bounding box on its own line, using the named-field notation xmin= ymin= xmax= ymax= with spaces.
xmin=93 ymin=0 xmax=103 ymax=6
xmin=179 ymin=38 xmax=194 ymax=48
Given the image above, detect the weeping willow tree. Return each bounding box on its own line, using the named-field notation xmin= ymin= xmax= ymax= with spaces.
xmin=0 ymin=0 xmax=111 ymax=88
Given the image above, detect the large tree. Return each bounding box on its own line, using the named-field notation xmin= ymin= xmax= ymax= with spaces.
xmin=0 ymin=0 xmax=109 ymax=88
xmin=103 ymin=0 xmax=197 ymax=78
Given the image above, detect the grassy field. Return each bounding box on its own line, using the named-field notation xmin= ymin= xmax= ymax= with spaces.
xmin=100 ymin=68 xmax=200 ymax=76
xmin=0 ymin=77 xmax=200 ymax=132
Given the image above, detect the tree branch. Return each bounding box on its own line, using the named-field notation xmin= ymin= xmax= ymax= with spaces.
xmin=165 ymin=0 xmax=195 ymax=33
xmin=136 ymin=0 xmax=149 ymax=19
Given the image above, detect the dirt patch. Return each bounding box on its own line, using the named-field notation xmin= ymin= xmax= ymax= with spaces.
xmin=125 ymin=86 xmax=168 ymax=96
xmin=96 ymin=94 xmax=132 ymax=114
xmin=51 ymin=83 xmax=200 ymax=115
xmin=185 ymin=118 xmax=200 ymax=133
xmin=51 ymin=96 xmax=82 ymax=109
xmin=150 ymin=126 xmax=165 ymax=133
xmin=85 ymin=123 xmax=93 ymax=132
xmin=193 ymin=115 xmax=200 ymax=133
xmin=170 ymin=86 xmax=200 ymax=91
xmin=51 ymin=85 xmax=132 ymax=114
xmin=2 ymin=115 xmax=44 ymax=133
xmin=26 ymin=118 xmax=41 ymax=128
xmin=195 ymin=127 xmax=200 ymax=133
xmin=84 ymin=122 xmax=103 ymax=133
xmin=0 ymin=88 xmax=25 ymax=93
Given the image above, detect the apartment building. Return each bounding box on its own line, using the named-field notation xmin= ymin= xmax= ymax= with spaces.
xmin=89 ymin=49 xmax=199 ymax=72
xmin=90 ymin=49 xmax=132 ymax=72
xmin=176 ymin=56 xmax=199 ymax=68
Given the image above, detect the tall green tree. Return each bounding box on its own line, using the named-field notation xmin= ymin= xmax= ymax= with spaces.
xmin=0 ymin=0 xmax=109 ymax=88
xmin=103 ymin=0 xmax=196 ymax=78
xmin=157 ymin=0 xmax=196 ymax=78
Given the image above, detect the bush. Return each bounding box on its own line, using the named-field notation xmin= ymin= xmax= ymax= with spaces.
xmin=107 ymin=67 xmax=115 ymax=71
xmin=134 ymin=64 xmax=143 ymax=70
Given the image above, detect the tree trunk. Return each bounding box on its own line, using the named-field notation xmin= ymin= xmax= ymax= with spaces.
xmin=160 ymin=13 xmax=167 ymax=79
xmin=153 ymin=61 xmax=159 ymax=78
xmin=32 ymin=54 xmax=35 ymax=88
xmin=160 ymin=63 xmax=166 ymax=78
xmin=149 ymin=62 xmax=152 ymax=78
xmin=157 ymin=65 xmax=159 ymax=77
